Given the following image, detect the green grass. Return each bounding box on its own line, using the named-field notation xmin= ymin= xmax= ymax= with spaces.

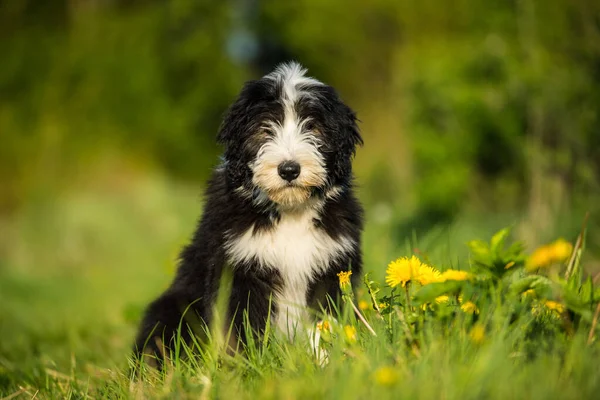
xmin=1 ymin=175 xmax=598 ymax=399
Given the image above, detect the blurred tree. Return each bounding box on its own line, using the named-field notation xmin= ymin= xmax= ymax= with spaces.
xmin=1 ymin=0 xmax=599 ymax=245
xmin=0 ymin=0 xmax=246 ymax=212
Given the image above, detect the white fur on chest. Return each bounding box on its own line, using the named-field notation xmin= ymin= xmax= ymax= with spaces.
xmin=225 ymin=209 xmax=353 ymax=336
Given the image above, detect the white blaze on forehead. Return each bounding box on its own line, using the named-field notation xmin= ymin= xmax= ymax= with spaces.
xmin=265 ymin=62 xmax=324 ymax=104
xmin=264 ymin=61 xmax=323 ymax=148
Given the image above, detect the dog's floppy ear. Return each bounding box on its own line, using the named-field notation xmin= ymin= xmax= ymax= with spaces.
xmin=217 ymin=81 xmax=255 ymax=146
xmin=334 ymin=103 xmax=363 ymax=180
xmin=217 ymin=79 xmax=274 ymax=187
xmin=217 ymin=79 xmax=274 ymax=146
xmin=317 ymin=85 xmax=363 ymax=180
xmin=340 ymin=103 xmax=363 ymax=156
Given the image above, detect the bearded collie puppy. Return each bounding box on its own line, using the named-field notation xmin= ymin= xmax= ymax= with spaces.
xmin=133 ymin=62 xmax=363 ymax=365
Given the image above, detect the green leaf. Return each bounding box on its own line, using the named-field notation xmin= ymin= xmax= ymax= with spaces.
xmin=580 ymin=277 xmax=594 ymax=305
xmin=509 ymin=275 xmax=554 ymax=297
xmin=509 ymin=276 xmax=540 ymax=294
xmin=467 ymin=227 xmax=528 ymax=281
xmin=467 ymin=240 xmax=491 ymax=260
xmin=567 ymin=247 xmax=584 ymax=290
xmin=506 ymin=242 xmax=527 ymax=260
xmin=490 ymin=228 xmax=510 ymax=254
xmin=563 ymin=291 xmax=594 ymax=321
xmin=413 ymin=281 xmax=463 ymax=304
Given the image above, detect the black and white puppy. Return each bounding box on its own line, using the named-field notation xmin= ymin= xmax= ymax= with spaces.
xmin=133 ymin=62 xmax=363 ymax=364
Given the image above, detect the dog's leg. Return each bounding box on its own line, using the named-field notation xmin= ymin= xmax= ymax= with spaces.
xmin=132 ymin=290 xmax=209 ymax=369
xmin=307 ymin=253 xmax=363 ymax=322
xmin=227 ymin=269 xmax=279 ymax=349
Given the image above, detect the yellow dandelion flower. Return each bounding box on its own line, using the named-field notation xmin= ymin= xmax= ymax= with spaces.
xmin=544 ymin=300 xmax=565 ymax=314
xmin=385 ymin=256 xmax=441 ymax=287
xmin=469 ymin=324 xmax=485 ymax=345
xmin=379 ymin=302 xmax=389 ymax=310
xmin=527 ymin=239 xmax=573 ymax=271
xmin=316 ymin=320 xmax=331 ymax=332
xmin=373 ymin=366 xmax=399 ymax=386
xmin=527 ymin=247 xmax=553 ymax=271
xmin=337 ymin=270 xmax=352 ymax=288
xmin=461 ymin=301 xmax=479 ymax=314
xmin=531 ymin=303 xmax=543 ymax=317
xmin=358 ymin=300 xmax=369 ymax=311
xmin=439 ymin=269 xmax=472 ymax=282
xmin=522 ymin=289 xmax=536 ymax=298
xmin=415 ymin=264 xmax=442 ymax=285
xmin=435 ymin=295 xmax=450 ymax=304
xmin=386 ymin=256 xmax=420 ymax=287
xmin=550 ymin=239 xmax=573 ymax=262
xmin=344 ymin=325 xmax=357 ymax=343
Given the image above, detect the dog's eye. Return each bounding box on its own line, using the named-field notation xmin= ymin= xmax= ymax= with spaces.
xmin=304 ymin=121 xmax=317 ymax=132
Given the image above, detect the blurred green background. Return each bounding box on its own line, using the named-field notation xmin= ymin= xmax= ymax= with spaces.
xmin=3 ymin=0 xmax=600 ymax=231
xmin=1 ymin=0 xmax=600 ymax=385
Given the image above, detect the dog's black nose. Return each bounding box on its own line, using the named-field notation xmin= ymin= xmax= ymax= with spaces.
xmin=278 ymin=160 xmax=301 ymax=182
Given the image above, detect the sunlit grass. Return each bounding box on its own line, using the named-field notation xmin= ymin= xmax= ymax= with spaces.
xmin=1 ymin=175 xmax=598 ymax=399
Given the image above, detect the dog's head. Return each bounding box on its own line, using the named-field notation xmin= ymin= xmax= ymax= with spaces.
xmin=218 ymin=62 xmax=362 ymax=210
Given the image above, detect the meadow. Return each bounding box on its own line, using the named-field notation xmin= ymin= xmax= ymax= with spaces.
xmin=2 ymin=1 xmax=600 ymax=398
xmin=1 ymin=173 xmax=598 ymax=399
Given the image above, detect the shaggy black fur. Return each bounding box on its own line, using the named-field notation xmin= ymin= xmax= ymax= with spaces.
xmin=133 ymin=64 xmax=363 ymax=367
